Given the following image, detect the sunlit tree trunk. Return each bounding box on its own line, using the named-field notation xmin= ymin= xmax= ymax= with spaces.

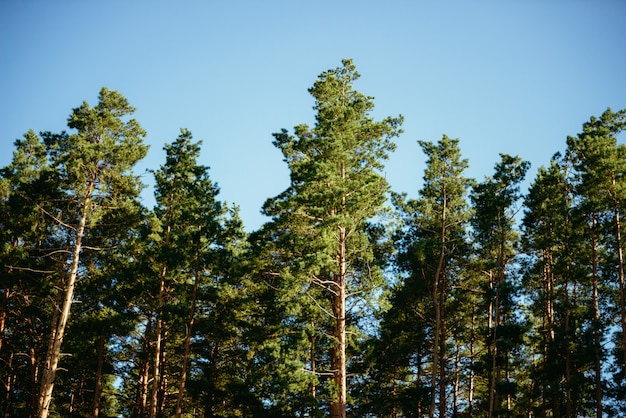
xmin=613 ymin=204 xmax=626 ymax=376
xmin=149 ymin=264 xmax=166 ymax=418
xmin=430 ymin=187 xmax=447 ymax=418
xmin=263 ymin=60 xmax=402 ymax=416
xmin=38 ymin=183 xmax=93 ymax=418
xmin=330 ymin=227 xmax=347 ymax=418
xmin=590 ymin=215 xmax=603 ymax=418
xmin=0 ymin=286 xmax=8 ymax=353
xmin=3 ymin=352 xmax=13 ymax=418
xmin=330 ymin=165 xmax=348 ymax=418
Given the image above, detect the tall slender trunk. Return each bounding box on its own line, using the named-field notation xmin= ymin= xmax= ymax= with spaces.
xmin=37 ymin=182 xmax=93 ymax=418
xmin=591 ymin=215 xmax=603 ymax=418
xmin=330 ymin=224 xmax=347 ymax=418
xmin=93 ymin=332 xmax=105 ymax=418
xmin=175 ymin=266 xmax=200 ymax=417
xmin=592 ymin=275 xmax=603 ymax=418
xmin=29 ymin=345 xmax=39 ymax=417
xmin=564 ymin=279 xmax=572 ymax=418
xmin=498 ymin=219 xmax=509 ymax=414
xmin=468 ymin=308 xmax=476 ymax=418
xmin=416 ymin=356 xmax=423 ymax=417
xmin=430 ymin=268 xmax=440 ymax=418
xmin=488 ymin=269 xmax=497 ymax=418
xmin=541 ymin=255 xmax=552 ymax=417
xmin=149 ymin=264 xmax=167 ymax=418
xmin=564 ymin=260 xmax=573 ymax=417
xmin=452 ymin=343 xmax=460 ymax=417
xmin=0 ymin=286 xmax=8 ymax=353
xmin=546 ymin=251 xmax=562 ymax=418
xmin=614 ymin=208 xmax=626 ymax=376
xmin=3 ymin=352 xmax=13 ymax=418
xmin=158 ymin=332 xmax=168 ymax=414
xmin=563 ymin=168 xmax=574 ymax=417
xmin=438 ymin=282 xmax=447 ymax=418
xmin=330 ymin=162 xmax=348 ymax=418
xmin=135 ymin=319 xmax=152 ymax=417
xmin=431 ymin=184 xmax=448 ymax=418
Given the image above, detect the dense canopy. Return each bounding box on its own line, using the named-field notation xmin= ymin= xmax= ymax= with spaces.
xmin=1 ymin=61 xmax=625 ymax=417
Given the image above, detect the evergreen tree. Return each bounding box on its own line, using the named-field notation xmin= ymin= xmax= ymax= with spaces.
xmin=35 ymin=88 xmax=148 ymax=418
xmin=0 ymin=89 xmax=147 ymax=417
xmin=113 ymin=128 xmax=251 ymax=417
xmin=140 ymin=129 xmax=227 ymax=417
xmin=260 ymin=59 xmax=402 ymax=417
xmin=522 ymin=153 xmax=602 ymax=417
xmin=375 ymin=135 xmax=472 ymax=417
xmin=470 ymin=154 xmax=529 ymax=416
xmin=565 ymin=108 xmax=626 ymax=415
xmin=0 ymin=130 xmax=62 ymax=416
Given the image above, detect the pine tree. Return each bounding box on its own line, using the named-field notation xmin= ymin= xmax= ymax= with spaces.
xmin=141 ymin=129 xmax=227 ymax=417
xmin=522 ymin=153 xmax=599 ymax=417
xmin=35 ymin=87 xmax=148 ymax=418
xmin=470 ymin=154 xmax=529 ymax=416
xmin=380 ymin=135 xmax=473 ymax=417
xmin=260 ymin=59 xmax=402 ymax=417
xmin=0 ymin=130 xmax=62 ymax=416
xmin=565 ymin=108 xmax=626 ymax=415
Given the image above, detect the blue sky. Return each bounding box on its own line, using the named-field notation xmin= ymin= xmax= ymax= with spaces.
xmin=2 ymin=1 xmax=625 ymax=230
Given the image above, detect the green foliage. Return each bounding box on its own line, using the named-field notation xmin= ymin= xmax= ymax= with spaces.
xmin=469 ymin=154 xmax=529 ymax=416
xmin=369 ymin=135 xmax=473 ymax=417
xmin=1 ymin=70 xmax=625 ymax=417
xmin=260 ymin=59 xmax=403 ymax=415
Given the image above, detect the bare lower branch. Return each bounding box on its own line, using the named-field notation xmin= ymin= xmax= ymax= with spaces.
xmin=301 ymin=368 xmax=336 ymax=377
xmin=306 ymin=292 xmax=336 ymax=319
xmin=5 ymin=265 xmax=57 ymax=274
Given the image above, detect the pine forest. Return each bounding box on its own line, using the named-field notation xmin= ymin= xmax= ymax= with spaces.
xmin=2 ymin=59 xmax=626 ymax=418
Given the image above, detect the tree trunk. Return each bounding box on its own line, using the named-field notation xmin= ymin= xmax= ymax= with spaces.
xmin=175 ymin=268 xmax=199 ymax=417
xmin=3 ymin=352 xmax=13 ymax=418
xmin=29 ymin=345 xmax=39 ymax=417
xmin=158 ymin=333 xmax=168 ymax=414
xmin=93 ymin=332 xmax=105 ymax=418
xmin=591 ymin=216 xmax=603 ymax=418
xmin=0 ymin=286 xmax=8 ymax=353
xmin=310 ymin=329 xmax=317 ymax=401
xmin=488 ymin=270 xmax=497 ymax=418
xmin=430 ymin=270 xmax=440 ymax=418
xmin=37 ymin=184 xmax=93 ymax=418
xmin=452 ymin=343 xmax=460 ymax=417
xmin=416 ymin=356 xmax=423 ymax=417
xmin=149 ymin=264 xmax=167 ymax=418
xmin=564 ymin=264 xmax=573 ymax=418
xmin=135 ymin=344 xmax=151 ymax=417
xmin=431 ymin=185 xmax=448 ymax=418
xmin=330 ymin=225 xmax=347 ymax=418
xmin=614 ymin=208 xmax=626 ymax=376
xmin=468 ymin=308 xmax=476 ymax=418
xmin=438 ymin=286 xmax=447 ymax=418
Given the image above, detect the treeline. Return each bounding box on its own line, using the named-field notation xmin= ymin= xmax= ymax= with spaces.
xmin=1 ymin=59 xmax=625 ymax=418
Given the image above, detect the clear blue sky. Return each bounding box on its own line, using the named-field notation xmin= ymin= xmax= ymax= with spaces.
xmin=2 ymin=1 xmax=625 ymax=230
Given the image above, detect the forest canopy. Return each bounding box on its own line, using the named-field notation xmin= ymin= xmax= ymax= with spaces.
xmin=1 ymin=60 xmax=626 ymax=418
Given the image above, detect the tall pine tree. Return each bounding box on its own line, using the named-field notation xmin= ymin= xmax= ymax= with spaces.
xmin=377 ymin=135 xmax=473 ymax=417
xmin=261 ymin=59 xmax=402 ymax=417
xmin=470 ymin=154 xmax=529 ymax=416
xmin=15 ymin=88 xmax=149 ymax=418
xmin=566 ymin=108 xmax=626 ymax=415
